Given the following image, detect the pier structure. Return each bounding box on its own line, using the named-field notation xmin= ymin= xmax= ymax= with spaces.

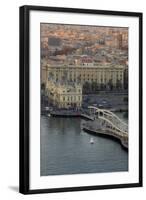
xmin=82 ymin=106 xmax=128 ymax=149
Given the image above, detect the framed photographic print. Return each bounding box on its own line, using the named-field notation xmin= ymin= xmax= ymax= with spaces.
xmin=19 ymin=5 xmax=143 ymax=194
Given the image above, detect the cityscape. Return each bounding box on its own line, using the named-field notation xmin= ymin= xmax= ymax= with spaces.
xmin=40 ymin=23 xmax=128 ymax=176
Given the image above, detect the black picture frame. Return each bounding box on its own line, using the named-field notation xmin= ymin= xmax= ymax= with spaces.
xmin=19 ymin=5 xmax=143 ymax=194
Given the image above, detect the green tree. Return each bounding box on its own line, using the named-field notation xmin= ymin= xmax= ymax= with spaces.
xmin=100 ymin=83 xmax=106 ymax=90
xmin=123 ymin=96 xmax=128 ymax=102
xmin=108 ymin=79 xmax=113 ymax=90
xmin=116 ymin=79 xmax=122 ymax=90
xmin=83 ymin=82 xmax=91 ymax=94
xmin=41 ymin=83 xmax=46 ymax=90
xmin=91 ymin=82 xmax=98 ymax=92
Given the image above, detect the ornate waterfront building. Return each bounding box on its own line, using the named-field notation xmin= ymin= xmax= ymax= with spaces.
xmin=46 ymin=79 xmax=82 ymax=109
xmin=42 ymin=60 xmax=125 ymax=89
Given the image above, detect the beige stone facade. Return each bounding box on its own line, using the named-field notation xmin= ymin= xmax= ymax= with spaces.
xmin=43 ymin=63 xmax=125 ymax=88
xmin=46 ymin=80 xmax=82 ymax=109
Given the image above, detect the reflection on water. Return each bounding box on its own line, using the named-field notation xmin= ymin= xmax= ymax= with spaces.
xmin=40 ymin=116 xmax=128 ymax=176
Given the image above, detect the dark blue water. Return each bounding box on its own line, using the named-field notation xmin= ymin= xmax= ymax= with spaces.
xmin=40 ymin=116 xmax=128 ymax=176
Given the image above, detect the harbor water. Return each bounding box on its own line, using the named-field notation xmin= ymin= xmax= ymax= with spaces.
xmin=41 ymin=115 xmax=128 ymax=176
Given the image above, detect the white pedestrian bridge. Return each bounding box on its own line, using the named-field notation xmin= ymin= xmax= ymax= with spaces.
xmin=82 ymin=106 xmax=128 ymax=149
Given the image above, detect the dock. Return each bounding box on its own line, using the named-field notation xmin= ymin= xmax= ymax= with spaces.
xmin=82 ymin=106 xmax=128 ymax=150
xmin=49 ymin=106 xmax=128 ymax=150
xmin=50 ymin=110 xmax=94 ymax=120
xmin=82 ymin=125 xmax=128 ymax=150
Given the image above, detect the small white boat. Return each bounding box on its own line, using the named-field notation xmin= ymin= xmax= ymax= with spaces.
xmin=90 ymin=137 xmax=94 ymax=144
xmin=48 ymin=113 xmax=51 ymax=117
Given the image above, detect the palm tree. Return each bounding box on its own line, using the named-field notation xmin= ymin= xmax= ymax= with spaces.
xmin=108 ymin=79 xmax=113 ymax=90
xmin=91 ymin=82 xmax=98 ymax=92
xmin=100 ymin=83 xmax=105 ymax=90
xmin=83 ymin=82 xmax=91 ymax=94
xmin=41 ymin=83 xmax=46 ymax=90
xmin=116 ymin=79 xmax=122 ymax=90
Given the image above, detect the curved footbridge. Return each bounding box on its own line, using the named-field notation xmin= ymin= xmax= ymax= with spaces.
xmin=82 ymin=106 xmax=128 ymax=150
